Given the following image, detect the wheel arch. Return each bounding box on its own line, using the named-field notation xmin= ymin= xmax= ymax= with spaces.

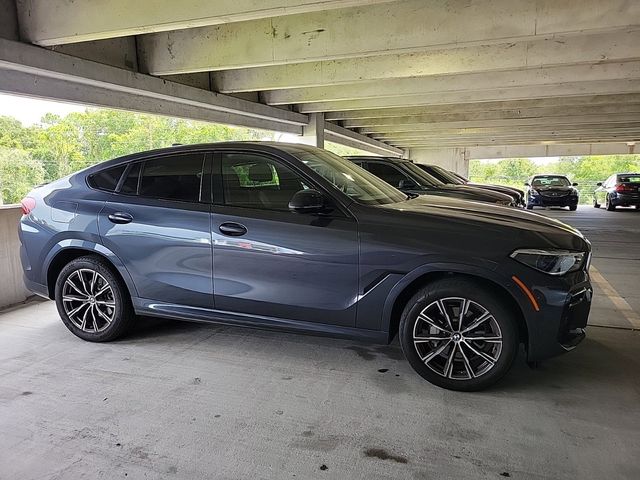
xmin=44 ymin=241 xmax=137 ymax=300
xmin=383 ymin=266 xmax=529 ymax=348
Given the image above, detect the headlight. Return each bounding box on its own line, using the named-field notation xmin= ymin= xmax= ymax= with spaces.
xmin=510 ymin=249 xmax=585 ymax=275
xmin=529 ymin=190 xmax=539 ymax=196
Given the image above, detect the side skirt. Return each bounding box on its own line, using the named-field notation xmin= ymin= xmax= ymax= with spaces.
xmin=132 ymin=297 xmax=388 ymax=344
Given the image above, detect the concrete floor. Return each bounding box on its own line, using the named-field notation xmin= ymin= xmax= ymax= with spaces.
xmin=1 ymin=208 xmax=639 ymax=479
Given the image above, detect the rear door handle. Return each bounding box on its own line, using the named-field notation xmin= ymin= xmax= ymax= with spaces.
xmin=108 ymin=212 xmax=133 ymax=224
xmin=219 ymin=222 xmax=247 ymax=236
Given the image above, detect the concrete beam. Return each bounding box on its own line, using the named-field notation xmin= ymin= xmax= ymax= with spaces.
xmin=300 ymin=113 xmax=325 ymax=148
xmin=342 ymin=104 xmax=640 ymax=128
xmin=378 ymin=128 xmax=640 ymax=142
xmin=0 ymin=39 xmax=308 ymax=134
xmin=16 ymin=0 xmax=396 ymax=46
xmin=466 ymin=143 xmax=639 ymax=159
xmin=264 ymin=62 xmax=640 ymax=105
xmin=360 ymin=115 xmax=640 ymax=135
xmin=296 ymin=79 xmax=640 ymax=112
xmin=325 ymin=95 xmax=640 ymax=121
xmin=138 ymin=0 xmax=640 ymax=74
xmin=213 ymin=29 xmax=640 ymax=93
xmin=389 ymin=134 xmax=640 ymax=148
xmin=324 ymin=122 xmax=403 ymax=157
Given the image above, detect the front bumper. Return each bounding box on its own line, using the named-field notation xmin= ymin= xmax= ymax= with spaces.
xmin=528 ymin=195 xmax=579 ymax=207
xmin=519 ymin=270 xmax=592 ymax=362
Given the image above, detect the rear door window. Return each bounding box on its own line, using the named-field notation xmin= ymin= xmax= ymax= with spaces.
xmin=618 ymin=174 xmax=640 ymax=184
xmin=366 ymin=162 xmax=409 ymax=189
xmin=138 ymin=154 xmax=205 ymax=203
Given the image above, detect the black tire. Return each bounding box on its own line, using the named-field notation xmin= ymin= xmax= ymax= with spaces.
xmin=569 ymin=205 xmax=577 ymax=211
xmin=55 ymin=255 xmax=135 ymax=342
xmin=526 ymin=205 xmax=533 ymax=210
xmin=605 ymin=195 xmax=616 ymax=211
xmin=593 ymin=197 xmax=600 ymax=208
xmin=399 ymin=278 xmax=518 ymax=391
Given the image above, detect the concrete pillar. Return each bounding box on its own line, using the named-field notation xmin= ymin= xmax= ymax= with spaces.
xmin=0 ymin=0 xmax=19 ymax=40
xmin=300 ymin=112 xmax=325 ymax=148
xmin=409 ymin=148 xmax=470 ymax=176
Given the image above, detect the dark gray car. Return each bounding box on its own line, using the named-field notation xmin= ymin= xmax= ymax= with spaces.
xmin=345 ymin=156 xmax=516 ymax=206
xmin=19 ymin=143 xmax=592 ymax=391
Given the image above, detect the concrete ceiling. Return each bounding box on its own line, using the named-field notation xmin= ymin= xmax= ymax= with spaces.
xmin=4 ymin=0 xmax=640 ymax=157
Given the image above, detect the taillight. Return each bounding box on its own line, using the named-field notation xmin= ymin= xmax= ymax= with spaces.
xmin=20 ymin=197 xmax=36 ymax=215
xmin=615 ymin=184 xmax=633 ymax=192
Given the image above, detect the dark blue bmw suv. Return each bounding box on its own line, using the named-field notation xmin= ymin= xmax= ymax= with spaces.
xmin=19 ymin=143 xmax=592 ymax=390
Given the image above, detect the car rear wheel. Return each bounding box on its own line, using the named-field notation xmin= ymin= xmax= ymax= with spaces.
xmin=399 ymin=278 xmax=518 ymax=391
xmin=569 ymin=205 xmax=577 ymax=211
xmin=593 ymin=197 xmax=600 ymax=208
xmin=55 ymin=255 xmax=135 ymax=342
xmin=605 ymin=195 xmax=616 ymax=211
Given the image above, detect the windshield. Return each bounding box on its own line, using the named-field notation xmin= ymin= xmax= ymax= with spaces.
xmin=618 ymin=174 xmax=640 ymax=183
xmin=287 ymin=148 xmax=407 ymax=205
xmin=419 ymin=164 xmax=464 ymax=185
xmin=531 ymin=176 xmax=570 ymax=187
xmin=401 ymin=162 xmax=445 ymax=187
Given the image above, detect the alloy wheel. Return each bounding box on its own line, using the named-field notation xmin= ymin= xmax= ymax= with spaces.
xmin=412 ymin=297 xmax=503 ymax=380
xmin=62 ymin=268 xmax=116 ymax=333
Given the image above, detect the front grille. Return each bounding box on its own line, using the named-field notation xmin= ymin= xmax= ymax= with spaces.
xmin=540 ymin=191 xmax=569 ymax=197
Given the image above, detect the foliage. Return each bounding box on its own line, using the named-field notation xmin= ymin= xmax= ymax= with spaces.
xmin=469 ymin=155 xmax=640 ymax=204
xmin=0 ymin=148 xmax=45 ymax=205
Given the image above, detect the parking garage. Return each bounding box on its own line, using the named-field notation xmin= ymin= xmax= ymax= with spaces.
xmin=1 ymin=1 xmax=639 ymax=478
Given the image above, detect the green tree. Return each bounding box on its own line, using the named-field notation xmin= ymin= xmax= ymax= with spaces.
xmin=0 ymin=148 xmax=45 ymax=205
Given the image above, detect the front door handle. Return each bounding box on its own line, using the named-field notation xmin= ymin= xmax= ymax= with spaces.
xmin=108 ymin=212 xmax=133 ymax=224
xmin=219 ymin=222 xmax=247 ymax=236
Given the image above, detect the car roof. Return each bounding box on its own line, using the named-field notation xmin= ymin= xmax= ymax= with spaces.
xmin=344 ymin=155 xmax=408 ymax=162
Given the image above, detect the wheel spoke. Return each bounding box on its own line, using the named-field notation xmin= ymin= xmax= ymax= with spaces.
xmin=463 ymin=341 xmax=497 ymax=365
xmin=68 ymin=302 xmax=88 ymax=318
xmin=77 ymin=271 xmax=91 ymax=295
xmin=95 ymin=300 xmax=115 ymax=306
xmin=458 ymin=299 xmax=469 ymax=331
xmin=90 ymin=270 xmax=97 ymax=293
xmin=94 ymin=285 xmax=111 ymax=298
xmin=436 ymin=300 xmax=454 ymax=332
xmin=417 ymin=314 xmax=450 ymax=333
xmin=458 ymin=343 xmax=476 ymax=379
xmin=465 ymin=336 xmax=502 ymax=342
xmin=443 ymin=343 xmax=457 ymax=378
xmin=413 ymin=335 xmax=450 ymax=343
xmin=461 ymin=312 xmax=491 ymax=334
xmin=63 ymin=295 xmax=88 ymax=302
xmin=65 ymin=279 xmax=86 ymax=297
xmin=420 ymin=339 xmax=452 ymax=364
xmin=80 ymin=303 xmax=91 ymax=330
xmin=94 ymin=305 xmax=113 ymax=324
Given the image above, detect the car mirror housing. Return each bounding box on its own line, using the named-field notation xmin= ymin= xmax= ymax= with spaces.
xmin=597 ymin=182 xmax=603 ymax=187
xmin=572 ymin=182 xmax=579 ymax=186
xmin=289 ymin=189 xmax=325 ymax=213
xmin=524 ymin=182 xmax=530 ymax=186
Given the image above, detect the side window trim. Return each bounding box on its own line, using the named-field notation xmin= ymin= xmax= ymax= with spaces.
xmin=115 ymin=161 xmax=142 ymax=195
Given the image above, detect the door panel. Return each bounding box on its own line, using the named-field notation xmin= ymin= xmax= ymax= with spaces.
xmin=212 ymin=206 xmax=358 ymax=326
xmin=98 ymin=153 xmax=213 ymax=308
xmin=212 ymin=151 xmax=359 ymax=327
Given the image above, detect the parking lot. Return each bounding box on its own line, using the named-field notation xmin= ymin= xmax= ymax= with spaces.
xmin=0 ymin=207 xmax=638 ymax=480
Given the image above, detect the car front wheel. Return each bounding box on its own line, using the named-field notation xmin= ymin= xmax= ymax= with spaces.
xmin=399 ymin=278 xmax=518 ymax=391
xmin=55 ymin=255 xmax=135 ymax=342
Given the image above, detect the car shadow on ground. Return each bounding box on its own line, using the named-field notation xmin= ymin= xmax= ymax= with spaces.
xmin=115 ymin=315 xmax=634 ymax=395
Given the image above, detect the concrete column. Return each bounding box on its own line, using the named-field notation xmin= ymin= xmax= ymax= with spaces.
xmin=0 ymin=206 xmax=30 ymax=308
xmin=409 ymin=148 xmax=470 ymax=176
xmin=0 ymin=0 xmax=19 ymax=40
xmin=300 ymin=112 xmax=325 ymax=148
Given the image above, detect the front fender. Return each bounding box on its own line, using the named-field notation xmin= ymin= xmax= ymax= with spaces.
xmin=380 ymin=262 xmax=532 ymax=339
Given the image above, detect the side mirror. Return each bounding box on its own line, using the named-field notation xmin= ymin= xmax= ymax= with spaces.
xmin=289 ymin=189 xmax=325 ymax=213
xmin=572 ymin=182 xmax=579 ymax=186
xmin=596 ymin=182 xmax=603 ymax=187
xmin=524 ymin=182 xmax=530 ymax=186
xmin=399 ymin=179 xmax=418 ymax=190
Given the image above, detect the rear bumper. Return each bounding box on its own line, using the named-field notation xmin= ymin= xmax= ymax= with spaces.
xmin=610 ymin=192 xmax=640 ymax=206
xmin=23 ymin=277 xmax=50 ymax=299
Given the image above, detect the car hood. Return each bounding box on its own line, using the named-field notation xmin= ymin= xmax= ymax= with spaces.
xmin=468 ymin=183 xmax=523 ymax=198
xmin=436 ymin=184 xmax=513 ymax=202
xmin=376 ymin=195 xmax=587 ymax=248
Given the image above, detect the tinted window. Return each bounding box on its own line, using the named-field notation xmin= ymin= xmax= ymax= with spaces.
xmin=120 ymin=163 xmax=141 ymax=195
xmin=367 ymin=162 xmax=409 ymax=189
xmin=88 ymin=165 xmax=126 ymax=192
xmin=618 ymin=174 xmax=640 ymax=184
xmin=221 ymin=153 xmax=307 ymax=211
xmin=531 ymin=176 xmax=570 ymax=187
xmin=139 ymin=154 xmax=204 ymax=202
